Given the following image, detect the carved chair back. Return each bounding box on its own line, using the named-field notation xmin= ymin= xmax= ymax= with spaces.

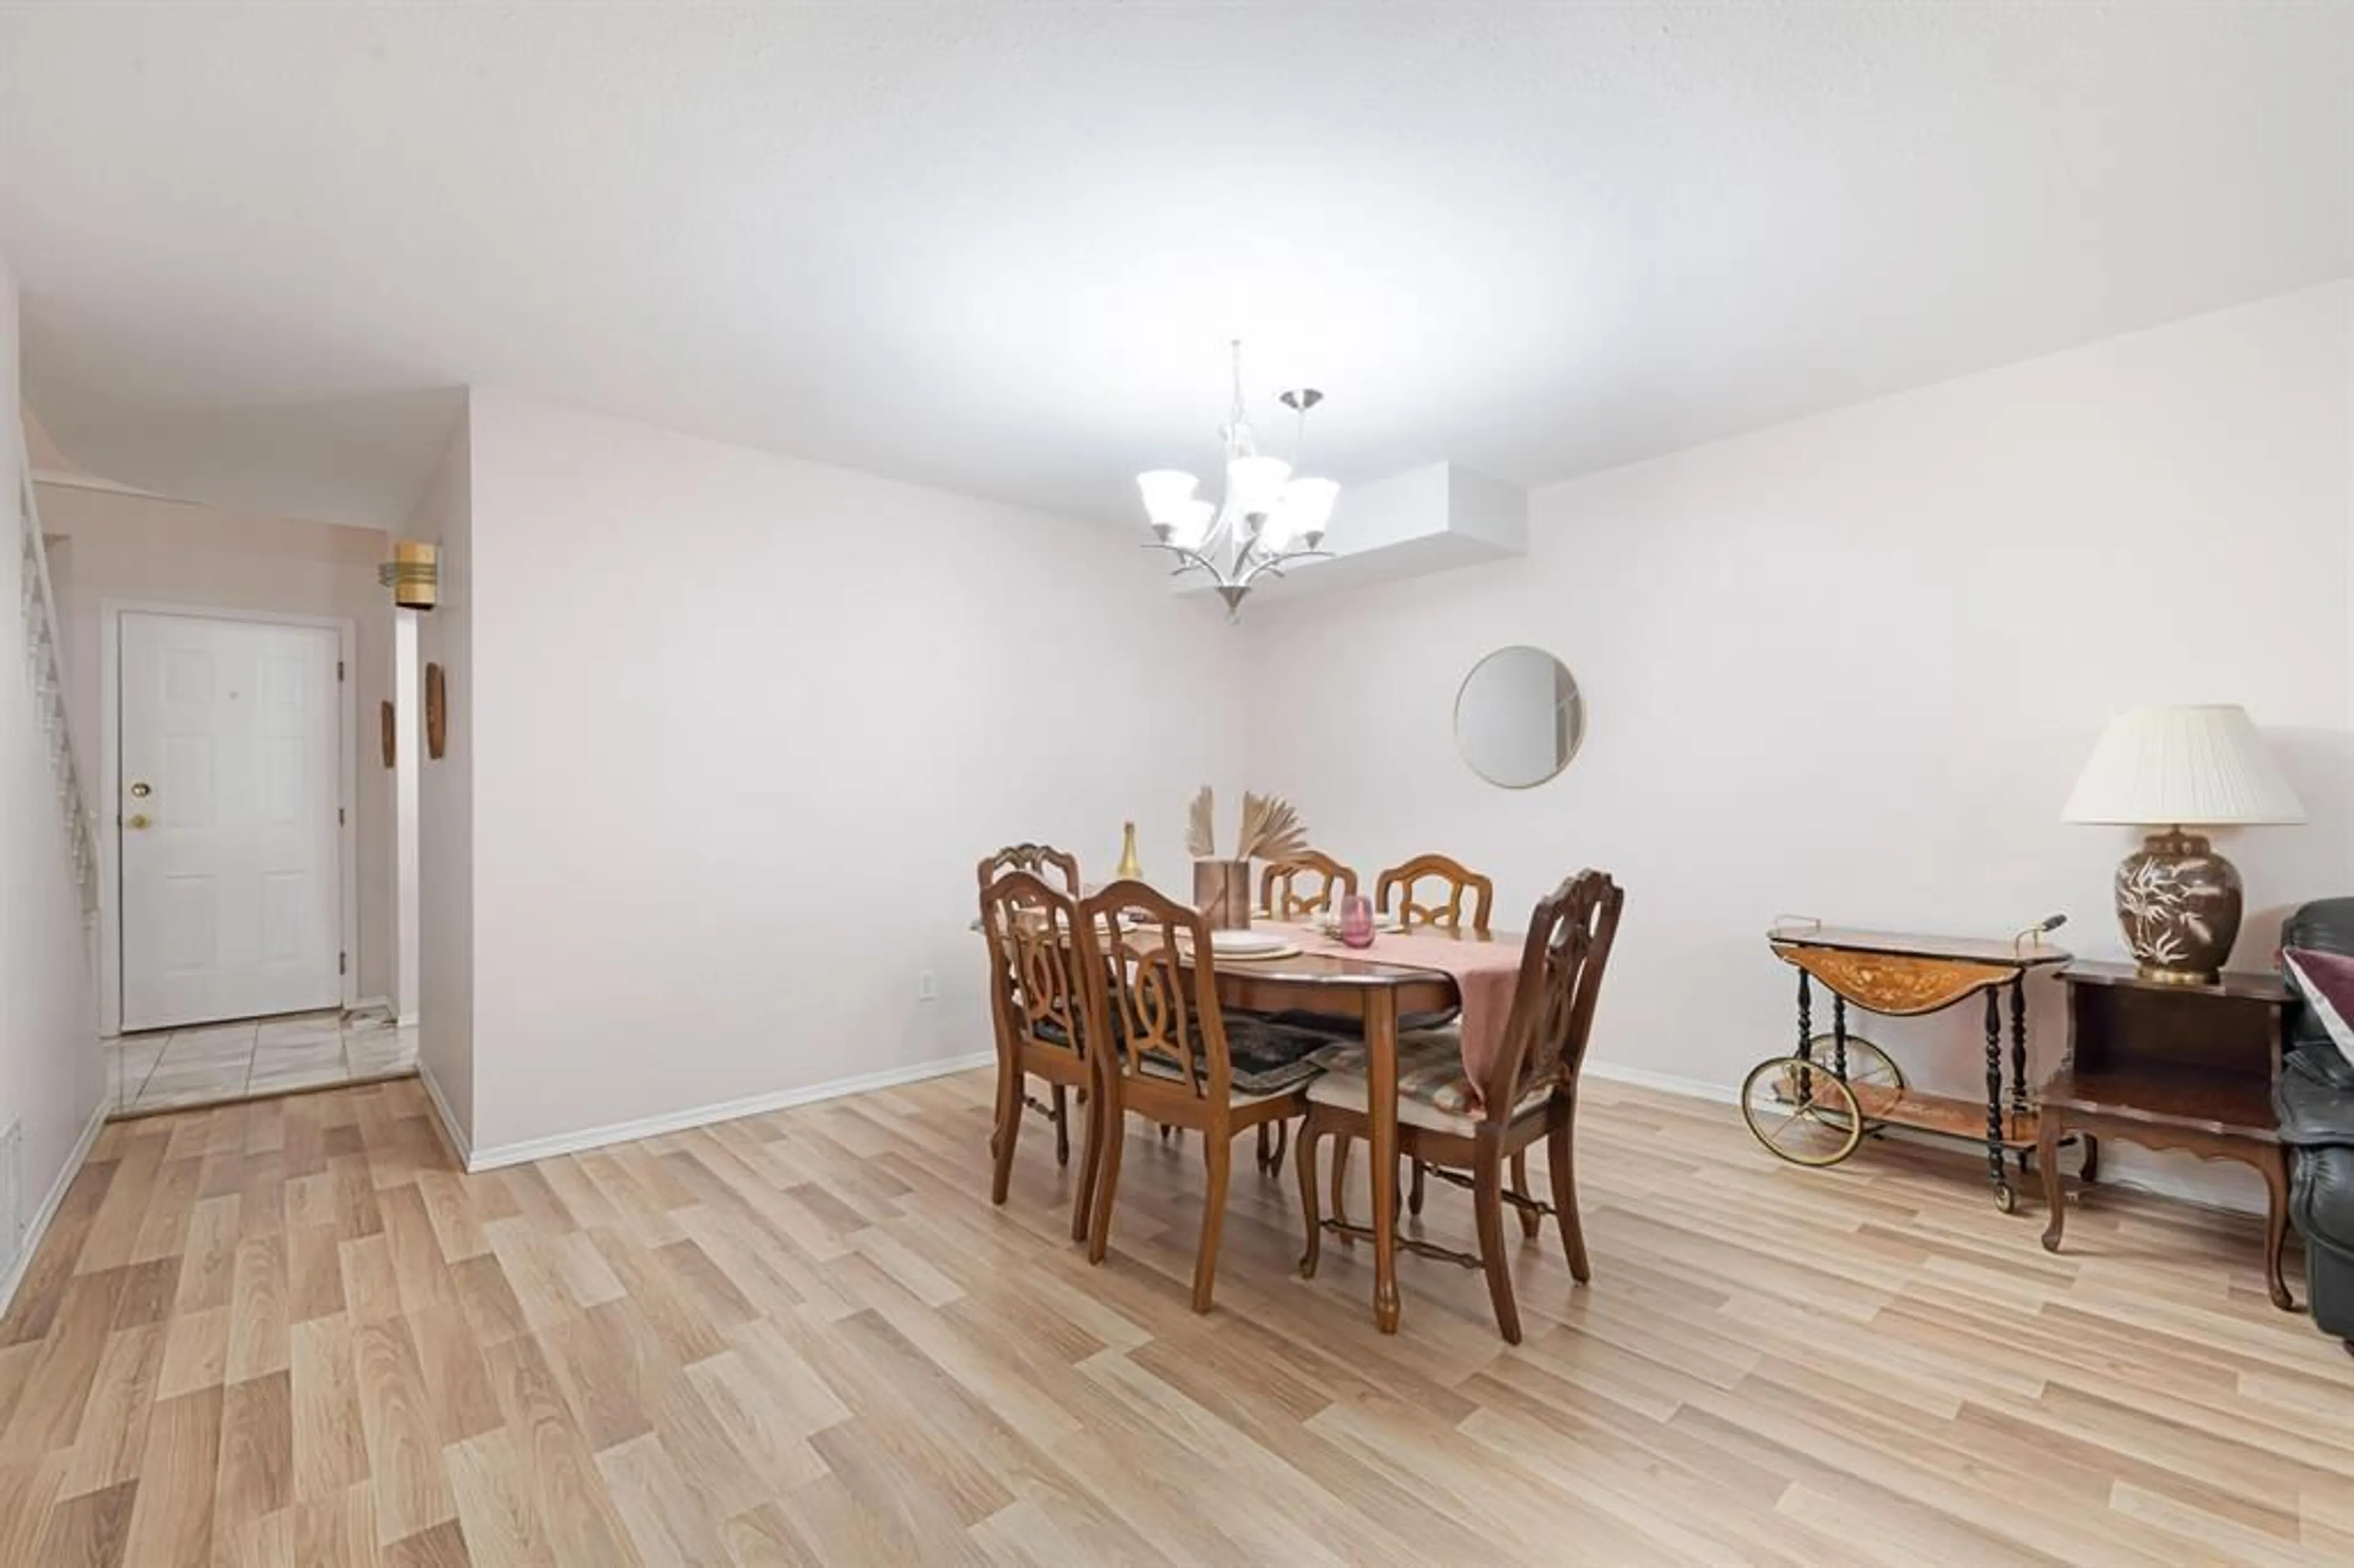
xmin=978 ymin=869 xmax=1091 ymax=1069
xmin=1479 ymin=869 xmax=1625 ymax=1114
xmin=978 ymin=842 xmax=1081 ymax=895
xmin=1075 ymin=879 xmax=1235 ymax=1106
xmin=1376 ymin=853 xmax=1495 ymax=934
xmin=1260 ymin=850 xmax=1359 ymax=921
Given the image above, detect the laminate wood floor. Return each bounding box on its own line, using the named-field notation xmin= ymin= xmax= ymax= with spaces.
xmin=0 ymin=1070 xmax=2346 ymax=1566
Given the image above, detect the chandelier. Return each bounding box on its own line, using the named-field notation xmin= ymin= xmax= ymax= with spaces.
xmin=1137 ymin=341 xmax=1338 ymax=616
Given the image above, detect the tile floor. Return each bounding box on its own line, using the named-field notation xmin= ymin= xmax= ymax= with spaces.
xmin=108 ymin=1006 xmax=419 ymax=1114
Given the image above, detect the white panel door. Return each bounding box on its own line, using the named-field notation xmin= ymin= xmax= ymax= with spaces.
xmin=119 ymin=612 xmax=345 ymax=1030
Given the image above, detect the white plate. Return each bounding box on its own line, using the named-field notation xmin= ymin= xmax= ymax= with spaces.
xmin=1215 ymin=942 xmax=1302 ymax=961
xmin=1207 ymin=929 xmax=1289 ymax=954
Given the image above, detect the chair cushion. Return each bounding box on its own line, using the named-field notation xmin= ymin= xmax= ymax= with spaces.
xmin=1137 ymin=1015 xmax=1330 ymax=1099
xmin=1270 ymin=1006 xmax=1461 ymax=1037
xmin=1305 ymin=1031 xmax=1551 ymax=1135
xmin=1030 ymin=1017 xmax=1084 ymax=1050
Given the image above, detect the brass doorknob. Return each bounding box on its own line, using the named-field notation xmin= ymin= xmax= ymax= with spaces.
xmin=126 ymin=813 xmax=151 ymax=831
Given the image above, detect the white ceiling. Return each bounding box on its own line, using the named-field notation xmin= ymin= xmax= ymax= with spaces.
xmin=3 ymin=3 xmax=2349 ymax=529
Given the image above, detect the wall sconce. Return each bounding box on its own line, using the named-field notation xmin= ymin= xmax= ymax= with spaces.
xmin=378 ymin=541 xmax=439 ymax=611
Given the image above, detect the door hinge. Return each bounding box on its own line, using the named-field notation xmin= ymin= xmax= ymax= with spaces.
xmin=338 ymin=807 xmax=346 ymax=825
xmin=339 ymin=951 xmax=348 ymax=976
xmin=337 ymin=660 xmax=345 ymax=681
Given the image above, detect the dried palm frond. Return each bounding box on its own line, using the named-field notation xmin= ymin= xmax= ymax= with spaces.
xmin=1185 ymin=785 xmax=1216 ymax=859
xmin=1235 ymin=792 xmax=1267 ymax=861
xmin=1237 ymin=791 xmax=1308 ymax=863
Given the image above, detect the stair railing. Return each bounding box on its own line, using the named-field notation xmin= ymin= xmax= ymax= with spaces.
xmin=13 ymin=426 xmax=101 ymax=926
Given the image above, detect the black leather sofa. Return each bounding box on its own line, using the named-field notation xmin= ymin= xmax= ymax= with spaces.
xmin=2276 ymin=898 xmax=2354 ymax=1352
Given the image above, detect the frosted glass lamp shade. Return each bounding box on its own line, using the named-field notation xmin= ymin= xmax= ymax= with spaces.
xmin=1256 ymin=504 xmax=1297 ymax=553
xmin=1225 ymin=455 xmax=1291 ymax=517
xmin=1137 ymin=470 xmax=1198 ymax=537
xmin=2060 ymin=705 xmax=2304 ymax=827
xmin=1172 ymin=498 xmax=1214 ymax=549
xmin=1281 ymin=477 xmax=1338 ymax=547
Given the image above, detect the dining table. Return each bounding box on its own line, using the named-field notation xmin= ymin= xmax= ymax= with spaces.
xmin=1191 ymin=918 xmax=1515 ymax=1334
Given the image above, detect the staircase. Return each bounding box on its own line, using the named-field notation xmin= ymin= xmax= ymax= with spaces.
xmin=13 ymin=426 xmax=101 ymax=931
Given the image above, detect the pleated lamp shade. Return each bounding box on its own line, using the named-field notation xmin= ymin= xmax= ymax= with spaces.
xmin=2060 ymin=704 xmax=2304 ymax=826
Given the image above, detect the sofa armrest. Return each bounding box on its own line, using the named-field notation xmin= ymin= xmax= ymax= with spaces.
xmin=2277 ymin=1049 xmax=2354 ymax=1146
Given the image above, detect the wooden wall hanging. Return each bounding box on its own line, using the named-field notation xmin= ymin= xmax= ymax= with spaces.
xmin=379 ymin=700 xmax=396 ymax=767
xmin=425 ymin=663 xmax=448 ymax=759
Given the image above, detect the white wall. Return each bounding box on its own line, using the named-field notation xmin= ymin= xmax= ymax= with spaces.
xmin=454 ymin=388 xmax=1244 ymax=1155
xmin=1244 ymin=283 xmax=2354 ymax=1200
xmin=0 ymin=248 xmax=101 ymax=1293
xmin=408 ymin=412 xmax=474 ymax=1147
xmin=42 ymin=492 xmax=397 ymax=1014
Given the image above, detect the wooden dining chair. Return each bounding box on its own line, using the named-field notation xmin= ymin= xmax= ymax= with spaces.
xmin=980 ymin=841 xmax=1081 ymax=894
xmin=1369 ymin=853 xmax=1496 ymax=1209
xmin=1246 ymin=849 xmax=1361 ymax=1174
xmin=978 ymin=867 xmax=1102 ymax=1241
xmin=1375 ymin=852 xmax=1494 ymax=935
xmin=1295 ymin=869 xmax=1625 ymax=1342
xmin=977 ymin=845 xmax=1084 ymax=1162
xmin=1260 ymin=850 xmax=1359 ymax=920
xmin=1076 ymin=880 xmax=1321 ymax=1312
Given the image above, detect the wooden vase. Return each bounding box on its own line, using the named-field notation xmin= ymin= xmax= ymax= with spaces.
xmin=1192 ymin=859 xmax=1252 ymax=931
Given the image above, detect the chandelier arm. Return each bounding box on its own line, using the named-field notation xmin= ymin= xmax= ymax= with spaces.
xmin=1146 ymin=541 xmax=1225 ymax=582
xmin=1236 ymin=554 xmax=1295 ymax=590
xmin=1241 ymin=546 xmax=1333 ymax=587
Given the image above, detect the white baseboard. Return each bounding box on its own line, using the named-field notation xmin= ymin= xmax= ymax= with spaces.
xmin=348 ymin=995 xmax=394 ymax=1016
xmin=1586 ymin=1059 xmax=2269 ymax=1219
xmin=458 ymin=1051 xmax=996 ymax=1174
xmin=1585 ymin=1059 xmax=1740 ymax=1105
xmin=416 ymin=1059 xmax=471 ymax=1170
xmin=0 ymin=1097 xmax=110 ymax=1319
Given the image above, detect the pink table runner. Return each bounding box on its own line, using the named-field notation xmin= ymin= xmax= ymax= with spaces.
xmin=1264 ymin=922 xmax=1527 ymax=1112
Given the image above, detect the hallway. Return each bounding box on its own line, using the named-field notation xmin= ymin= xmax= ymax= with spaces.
xmin=109 ymin=1010 xmax=420 ymax=1114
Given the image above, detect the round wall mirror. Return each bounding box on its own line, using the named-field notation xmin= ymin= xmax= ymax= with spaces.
xmin=1453 ymin=646 xmax=1583 ymax=788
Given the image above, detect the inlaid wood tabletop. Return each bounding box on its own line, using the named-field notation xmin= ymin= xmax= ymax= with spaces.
xmin=1767 ymin=923 xmax=2071 ymax=969
xmin=0 ymin=1073 xmax=2346 ymax=1564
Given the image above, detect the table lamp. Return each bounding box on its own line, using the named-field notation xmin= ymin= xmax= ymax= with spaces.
xmin=2061 ymin=704 xmax=2304 ymax=984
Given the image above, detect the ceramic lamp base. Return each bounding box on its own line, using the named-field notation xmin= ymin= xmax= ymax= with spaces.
xmin=2115 ymin=828 xmax=2241 ymax=986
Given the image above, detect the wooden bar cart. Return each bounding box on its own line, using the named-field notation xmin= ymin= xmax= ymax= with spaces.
xmin=1747 ymin=919 xmax=2072 ymax=1212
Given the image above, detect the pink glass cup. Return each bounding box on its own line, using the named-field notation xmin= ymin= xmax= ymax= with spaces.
xmin=1338 ymin=894 xmax=1376 ymax=949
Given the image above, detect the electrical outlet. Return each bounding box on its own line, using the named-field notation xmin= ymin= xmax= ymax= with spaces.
xmin=917 ymin=970 xmax=939 ymax=1002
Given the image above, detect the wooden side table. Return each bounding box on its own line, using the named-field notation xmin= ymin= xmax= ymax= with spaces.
xmin=2038 ymin=961 xmax=2297 ymax=1310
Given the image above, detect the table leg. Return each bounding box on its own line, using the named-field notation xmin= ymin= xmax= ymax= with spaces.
xmin=1795 ymin=972 xmax=1814 ymax=1109
xmin=1366 ymin=986 xmax=1402 ymax=1334
xmin=1983 ymin=988 xmax=2011 ymax=1210
xmin=2038 ymin=1110 xmax=2065 ymax=1252
xmin=2260 ymin=1144 xmax=2296 ymax=1312
xmin=2009 ymin=976 xmax=2029 ymax=1177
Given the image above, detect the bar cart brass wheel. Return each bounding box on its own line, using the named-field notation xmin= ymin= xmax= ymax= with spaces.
xmin=1993 ymin=1182 xmax=2017 ymax=1214
xmin=1740 ymin=1055 xmax=1866 ymax=1168
xmin=1804 ymin=1032 xmax=1904 ymax=1132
